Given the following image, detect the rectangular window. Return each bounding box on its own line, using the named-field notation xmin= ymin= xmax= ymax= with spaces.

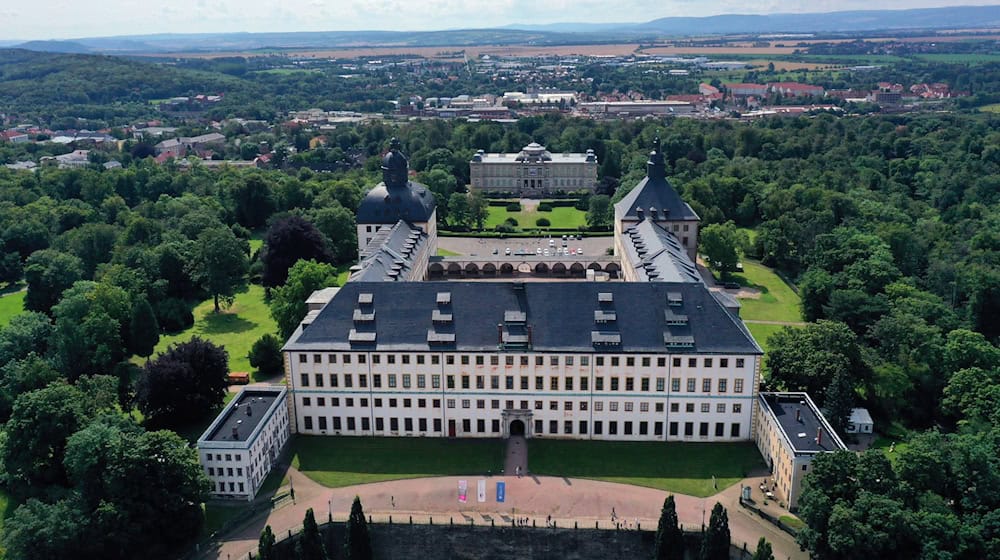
xmin=432 ymin=375 xmax=441 ymax=388
xmin=579 ymin=401 xmax=588 ymax=411
xmin=566 ymin=356 xmax=574 ymax=366
xmin=389 ymin=398 xmax=397 ymax=408
xmin=580 ymin=377 xmax=589 ymax=391
xmin=641 ymin=378 xmax=649 ymax=391
xmin=447 ymin=375 xmax=455 ymax=389
xmin=303 ymin=416 xmax=313 ymax=430
xmin=492 ymin=419 xmax=500 ymax=433
xmin=596 ymin=377 xmax=604 ymax=391
xmin=594 ymin=421 xmax=603 ymax=435
xmin=362 ymin=417 xmax=370 ymax=431
xmin=624 ymin=402 xmax=634 ymax=412
xmin=344 ymin=374 xmax=352 ymax=388
xmin=640 ymin=402 xmax=649 ymax=412
xmin=403 ymin=374 xmax=411 ymax=389
xmin=534 ymin=400 xmax=543 ymax=410
xmin=673 ymin=357 xmax=681 ymax=367
xmin=699 ymin=422 xmax=709 ymax=436
xmin=462 ymin=419 xmax=471 ymax=433
xmin=404 ymin=418 xmax=413 ymax=431
xmin=418 ymin=418 xmax=427 ymax=431
xmin=734 ymin=379 xmax=744 ymax=393
xmin=492 ymin=400 xmax=500 ymax=409
xmin=701 ymin=403 xmax=710 ymax=413
xmin=595 ymin=401 xmax=604 ymax=412
xmin=358 ymin=354 xmax=366 ymax=364
xmin=447 ymin=399 xmax=455 ymax=409
xmin=303 ymin=397 xmax=311 ymax=406
xmin=720 ymin=358 xmax=728 ymax=368
xmin=641 ymin=357 xmax=650 ymax=367
xmin=477 ymin=419 xmax=485 ymax=433
xmin=520 ymin=356 xmax=529 ymax=366
xmin=565 ymin=377 xmax=574 ymax=391
xmin=417 ymin=398 xmax=426 ymax=408
xmin=314 ymin=373 xmax=324 ymax=387
xmin=461 ymin=376 xmax=470 ymax=389
xmin=608 ymin=421 xmax=618 ymax=435
xmin=624 ymin=421 xmax=634 ymax=435
xmin=549 ymin=401 xmax=558 ymax=411
xmin=347 ymin=417 xmax=356 ymax=431
xmin=581 ymin=356 xmax=589 ymax=366
xmin=550 ymin=377 xmax=559 ymax=391
xmin=715 ymin=423 xmax=725 ymax=437
xmin=549 ymin=420 xmax=558 ymax=434
xmin=596 ymin=357 xmax=604 ymax=367
xmin=390 ymin=418 xmax=398 ymax=431
xmin=376 ymin=417 xmax=384 ymax=431
xmin=359 ymin=374 xmax=367 ymax=388
xmin=535 ymin=376 xmax=544 ymax=390
xmin=564 ymin=401 xmax=573 ymax=411
xmin=506 ymin=356 xmax=514 ymax=366
xmin=639 ymin=422 xmax=648 ymax=435
xmin=388 ymin=374 xmax=397 ymax=388
xmin=611 ymin=357 xmax=620 ymax=367
xmin=704 ymin=358 xmax=713 ymax=368
xmin=684 ymin=422 xmax=693 ymax=436
xmin=657 ymin=357 xmax=666 ymax=367
xmin=372 ymin=355 xmax=380 ymax=364
xmin=686 ymin=403 xmax=695 ymax=413
xmin=388 ymin=354 xmax=396 ymax=365
xmin=718 ymin=379 xmax=727 ymax=393
xmin=477 ymin=399 xmax=485 ymax=409
xmin=579 ymin=420 xmax=588 ymax=434
xmin=317 ymin=397 xmax=325 ymax=406
xmin=717 ymin=403 xmax=726 ymax=413
xmin=491 ymin=376 xmax=499 ymax=389
xmin=434 ymin=419 xmax=442 ymax=432
xmin=344 ymin=354 xmax=352 ymax=364
xmin=432 ymin=355 xmax=440 ymax=365
xmin=417 ymin=355 xmax=425 ymax=365
xmin=505 ymin=376 xmax=514 ymax=390
xmin=491 ymin=355 xmax=499 ymax=366
xmin=298 ymin=354 xmax=307 ymax=364
xmin=671 ymin=378 xmax=680 ymax=392
xmin=461 ymin=355 xmax=469 ymax=365
xmin=476 ymin=355 xmax=484 ymax=366
xmin=736 ymin=358 xmax=745 ymax=368
xmin=330 ymin=374 xmax=339 ymax=387
xmin=670 ymin=402 xmax=679 ymax=413
xmin=731 ymin=423 xmax=740 ymax=437
xmin=300 ymin=373 xmax=309 ymax=387
xmin=733 ymin=404 xmax=742 ymax=414
xmin=687 ymin=378 xmax=696 ymax=392
xmin=670 ymin=422 xmax=679 ymax=436
xmin=318 ymin=417 xmax=327 ymax=430
xmin=656 ymin=402 xmax=664 ymax=412
xmin=446 ymin=355 xmax=454 ymax=365
xmin=626 ymin=357 xmax=635 ymax=367
xmin=535 ymin=420 xmax=544 ymax=434
xmin=702 ymin=379 xmax=712 ymax=393
xmin=462 ymin=399 xmax=470 ymax=409
xmin=417 ymin=374 xmax=426 ymax=389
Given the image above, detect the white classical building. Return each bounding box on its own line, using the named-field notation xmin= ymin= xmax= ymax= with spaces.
xmin=469 ymin=142 xmax=599 ymax=196
xmin=197 ymin=386 xmax=291 ymax=501
xmin=282 ymin=137 xmax=774 ymax=445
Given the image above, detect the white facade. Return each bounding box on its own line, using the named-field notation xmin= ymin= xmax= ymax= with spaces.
xmin=356 ymin=209 xmax=436 ymax=258
xmin=197 ymin=387 xmax=291 ymax=501
xmin=286 ymin=350 xmax=760 ymax=443
xmin=846 ymin=407 xmax=874 ymax=434
xmin=470 ymin=143 xmax=598 ymax=196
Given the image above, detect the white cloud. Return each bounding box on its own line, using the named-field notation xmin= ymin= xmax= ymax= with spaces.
xmin=3 ymin=0 xmax=998 ymax=40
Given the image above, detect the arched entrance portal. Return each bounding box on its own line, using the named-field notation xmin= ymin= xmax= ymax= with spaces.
xmin=509 ymin=419 xmax=525 ymax=437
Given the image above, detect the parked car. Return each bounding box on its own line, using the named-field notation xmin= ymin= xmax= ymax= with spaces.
xmin=722 ymin=282 xmax=741 ymax=290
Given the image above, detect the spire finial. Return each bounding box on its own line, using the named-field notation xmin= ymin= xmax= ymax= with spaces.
xmin=652 ymin=135 xmax=661 ymax=152
xmin=389 ymin=137 xmax=402 ymax=151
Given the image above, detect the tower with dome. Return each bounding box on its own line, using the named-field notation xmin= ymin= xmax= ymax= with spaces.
xmin=355 ymin=138 xmax=438 ymax=257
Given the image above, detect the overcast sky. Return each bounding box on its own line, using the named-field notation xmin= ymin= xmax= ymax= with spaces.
xmin=4 ymin=0 xmax=998 ymax=41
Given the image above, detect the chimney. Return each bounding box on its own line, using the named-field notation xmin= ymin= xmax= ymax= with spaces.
xmin=649 ymin=207 xmax=658 ymax=220
xmin=816 ymin=427 xmax=823 ymax=446
xmin=795 ymin=409 xmax=801 ymax=422
xmin=498 ymin=323 xmax=504 ymax=346
xmin=527 ymin=325 xmax=533 ymax=348
xmin=231 ymin=426 xmax=238 ymax=440
xmin=246 ymin=405 xmax=253 ymax=416
xmin=636 ymin=207 xmax=644 ymax=220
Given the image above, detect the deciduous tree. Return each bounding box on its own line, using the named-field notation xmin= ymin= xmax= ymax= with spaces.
xmin=136 ymin=337 xmax=229 ymax=428
xmin=187 ymin=226 xmax=249 ymax=312
xmin=269 ymin=259 xmax=337 ymax=340
xmin=260 ymin=215 xmax=333 ymax=288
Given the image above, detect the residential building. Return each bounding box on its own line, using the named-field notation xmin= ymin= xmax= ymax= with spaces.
xmin=724 ymin=83 xmax=768 ymax=98
xmin=469 ymin=142 xmax=599 ymax=196
xmin=768 ymin=82 xmax=825 ymax=97
xmin=197 ymin=387 xmax=291 ymax=501
xmin=753 ymin=392 xmax=847 ymax=510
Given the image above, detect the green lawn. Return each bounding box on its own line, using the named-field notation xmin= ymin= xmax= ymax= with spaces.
xmin=437 ymin=248 xmax=461 ymax=256
xmin=0 ymin=290 xmax=25 ymax=328
xmin=292 ymin=436 xmax=505 ymax=488
xmin=529 ymin=440 xmax=765 ymax=497
xmin=980 ymin=103 xmax=1000 ymax=113
xmin=150 ymin=285 xmax=277 ymax=376
xmin=727 ymin=260 xmax=802 ymax=323
xmin=0 ymin=487 xmax=13 ymax=558
xmin=746 ymin=323 xmax=791 ymax=354
xmin=915 ymin=53 xmax=1000 ymax=63
xmin=484 ymin=206 xmax=587 ymax=230
xmin=779 ymin=515 xmax=805 ymax=531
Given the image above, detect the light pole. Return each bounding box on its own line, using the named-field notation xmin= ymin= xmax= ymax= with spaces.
xmin=329 ymin=495 xmax=333 ymax=520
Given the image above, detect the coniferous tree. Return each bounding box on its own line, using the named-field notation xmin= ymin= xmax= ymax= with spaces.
xmin=700 ymin=503 xmax=730 ymax=560
xmin=344 ymin=496 xmax=373 ymax=560
xmin=824 ymin=370 xmax=855 ymax=436
xmin=258 ymin=525 xmax=276 ymax=560
xmin=751 ymin=537 xmax=774 ymax=560
xmin=653 ymin=495 xmax=685 ymax=560
xmin=297 ymin=508 xmax=327 ymax=560
xmin=127 ymin=298 xmax=160 ymax=358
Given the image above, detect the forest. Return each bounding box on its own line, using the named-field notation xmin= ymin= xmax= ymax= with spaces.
xmin=0 ymin=109 xmax=996 ymax=558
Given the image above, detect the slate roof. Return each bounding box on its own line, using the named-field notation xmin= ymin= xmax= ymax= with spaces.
xmin=614 ymin=140 xmax=699 ymax=222
xmin=356 ymin=181 xmax=436 ymax=224
xmin=201 ymin=388 xmax=283 ymax=444
xmin=350 ymin=220 xmax=429 ymax=282
xmin=620 ymin=219 xmax=702 ymax=283
xmin=760 ymin=392 xmax=847 ymax=454
xmin=285 ymin=281 xmax=762 ymax=355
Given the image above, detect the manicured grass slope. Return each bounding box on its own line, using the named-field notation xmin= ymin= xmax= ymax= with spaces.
xmin=151 ymin=285 xmax=277 ymax=375
xmin=730 ymin=260 xmax=802 ymax=323
xmin=0 ymin=291 xmax=25 ymax=328
xmin=292 ymin=436 xmax=505 ymax=487
xmin=746 ymin=323 xmax=787 ymax=355
xmin=529 ymin=440 xmax=765 ymax=497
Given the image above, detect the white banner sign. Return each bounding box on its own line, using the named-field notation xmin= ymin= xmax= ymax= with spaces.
xmin=458 ymin=479 xmax=468 ymax=503
xmin=477 ymin=479 xmax=486 ymax=503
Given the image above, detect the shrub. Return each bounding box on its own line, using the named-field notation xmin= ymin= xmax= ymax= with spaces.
xmin=538 ymin=203 xmax=553 ymax=212
xmin=249 ymin=334 xmax=284 ymax=378
xmin=505 ymin=202 xmax=521 ymax=212
xmin=536 ymin=218 xmax=551 ymax=227
xmin=494 ymin=224 xmax=515 ymax=233
xmin=505 ymin=217 xmax=519 ymax=227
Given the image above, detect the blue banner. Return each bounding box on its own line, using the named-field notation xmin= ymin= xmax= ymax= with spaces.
xmin=496 ymin=481 xmax=506 ymax=503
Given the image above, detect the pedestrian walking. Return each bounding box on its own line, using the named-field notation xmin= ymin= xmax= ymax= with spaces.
xmin=611 ymin=507 xmax=616 ymax=519
xmin=391 ymin=495 xmax=396 ymax=508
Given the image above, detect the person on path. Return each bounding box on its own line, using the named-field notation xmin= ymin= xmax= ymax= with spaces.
xmin=391 ymin=496 xmax=395 ymax=508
